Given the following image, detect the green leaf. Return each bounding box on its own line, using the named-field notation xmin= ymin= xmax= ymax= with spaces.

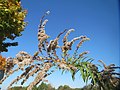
xmin=83 ymin=64 xmax=89 ymax=83
xmin=89 ymin=70 xmax=96 ymax=84
xmin=79 ymin=65 xmax=85 ymax=82
xmin=70 ymin=69 xmax=76 ymax=81
xmin=0 ymin=24 xmax=3 ymax=28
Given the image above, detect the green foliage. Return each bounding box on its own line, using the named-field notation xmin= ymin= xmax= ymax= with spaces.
xmin=38 ymin=82 xmax=49 ymax=90
xmin=9 ymin=86 xmax=26 ymax=90
xmin=9 ymin=80 xmax=120 ymax=90
xmin=0 ymin=0 xmax=27 ymax=52
xmin=65 ymin=53 xmax=120 ymax=90
xmin=10 ymin=82 xmax=56 ymax=90
xmin=10 ymin=84 xmax=79 ymax=90
xmin=65 ymin=53 xmax=98 ymax=84
xmin=58 ymin=85 xmax=72 ymax=90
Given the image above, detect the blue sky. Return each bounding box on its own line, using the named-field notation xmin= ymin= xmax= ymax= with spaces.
xmin=1 ymin=0 xmax=119 ymax=89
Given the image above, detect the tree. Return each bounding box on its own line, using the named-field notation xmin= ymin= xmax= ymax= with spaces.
xmin=32 ymin=86 xmax=38 ymax=90
xmin=57 ymin=85 xmax=72 ymax=90
xmin=0 ymin=0 xmax=27 ymax=52
xmin=0 ymin=11 xmax=119 ymax=90
xmin=9 ymin=86 xmax=23 ymax=90
xmin=38 ymin=82 xmax=48 ymax=90
xmin=47 ymin=84 xmax=55 ymax=90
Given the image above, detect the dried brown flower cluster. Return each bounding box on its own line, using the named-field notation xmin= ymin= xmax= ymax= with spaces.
xmin=0 ymin=11 xmax=119 ymax=90
xmin=0 ymin=11 xmax=89 ymax=90
xmin=98 ymin=60 xmax=120 ymax=89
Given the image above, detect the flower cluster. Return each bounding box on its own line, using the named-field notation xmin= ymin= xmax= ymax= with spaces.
xmin=38 ymin=19 xmax=49 ymax=52
xmin=0 ymin=11 xmax=119 ymax=90
xmin=0 ymin=11 xmax=90 ymax=90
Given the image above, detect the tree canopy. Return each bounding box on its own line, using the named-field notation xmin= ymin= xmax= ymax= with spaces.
xmin=0 ymin=0 xmax=27 ymax=52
